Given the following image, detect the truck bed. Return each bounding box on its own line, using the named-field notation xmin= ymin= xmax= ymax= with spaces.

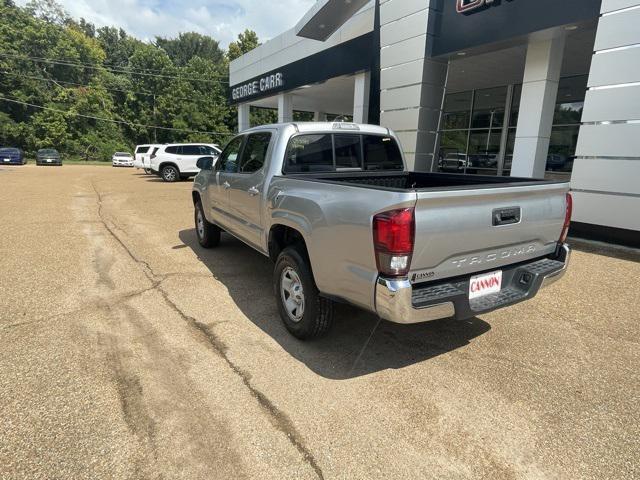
xmin=285 ymin=171 xmax=562 ymax=191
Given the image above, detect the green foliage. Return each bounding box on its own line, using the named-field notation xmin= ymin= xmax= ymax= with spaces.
xmin=0 ymin=0 xmax=259 ymax=160
xmin=156 ymin=32 xmax=224 ymax=67
xmin=227 ymin=29 xmax=260 ymax=62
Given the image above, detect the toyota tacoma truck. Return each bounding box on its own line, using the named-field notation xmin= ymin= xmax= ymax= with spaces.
xmin=192 ymin=122 xmax=572 ymax=339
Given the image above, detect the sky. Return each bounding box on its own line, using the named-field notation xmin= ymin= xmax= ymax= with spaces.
xmin=16 ymin=0 xmax=316 ymax=47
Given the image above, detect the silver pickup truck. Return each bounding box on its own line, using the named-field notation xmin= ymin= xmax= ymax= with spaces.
xmin=192 ymin=122 xmax=572 ymax=339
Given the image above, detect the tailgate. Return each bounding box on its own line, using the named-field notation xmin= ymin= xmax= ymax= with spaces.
xmin=410 ymin=182 xmax=569 ymax=283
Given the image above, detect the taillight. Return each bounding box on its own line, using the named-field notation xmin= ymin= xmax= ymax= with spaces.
xmin=559 ymin=192 xmax=573 ymax=243
xmin=373 ymin=207 xmax=415 ymax=277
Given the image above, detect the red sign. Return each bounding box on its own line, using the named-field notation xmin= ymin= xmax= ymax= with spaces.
xmin=456 ymin=0 xmax=498 ymax=14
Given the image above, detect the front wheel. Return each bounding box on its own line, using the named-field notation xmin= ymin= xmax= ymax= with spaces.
xmin=143 ymin=168 xmax=151 ymax=175
xmin=195 ymin=201 xmax=220 ymax=248
xmin=274 ymin=247 xmax=334 ymax=340
xmin=161 ymin=165 xmax=179 ymax=182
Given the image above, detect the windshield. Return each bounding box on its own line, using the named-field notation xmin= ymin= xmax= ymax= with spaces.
xmin=115 ymin=152 xmax=131 ymax=156
xmin=38 ymin=149 xmax=58 ymax=155
xmin=0 ymin=148 xmax=20 ymax=154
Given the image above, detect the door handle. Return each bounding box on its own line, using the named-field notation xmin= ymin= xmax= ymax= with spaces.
xmin=492 ymin=207 xmax=521 ymax=226
xmin=248 ymin=186 xmax=260 ymax=196
xmin=223 ymin=181 xmax=231 ymax=189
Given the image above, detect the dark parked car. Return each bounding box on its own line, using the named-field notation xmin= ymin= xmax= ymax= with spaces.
xmin=36 ymin=148 xmax=62 ymax=166
xmin=0 ymin=147 xmax=26 ymax=165
xmin=546 ymin=154 xmax=569 ymax=171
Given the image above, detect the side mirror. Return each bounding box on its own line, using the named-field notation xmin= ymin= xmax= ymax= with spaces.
xmin=196 ymin=156 xmax=214 ymax=170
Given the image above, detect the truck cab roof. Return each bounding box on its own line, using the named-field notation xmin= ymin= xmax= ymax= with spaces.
xmin=242 ymin=122 xmax=392 ymax=136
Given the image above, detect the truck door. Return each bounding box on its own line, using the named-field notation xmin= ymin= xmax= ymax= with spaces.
xmin=226 ymin=131 xmax=273 ymax=250
xmin=207 ymin=136 xmax=245 ymax=229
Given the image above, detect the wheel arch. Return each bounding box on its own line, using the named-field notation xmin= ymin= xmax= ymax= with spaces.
xmin=159 ymin=161 xmax=180 ymax=173
xmin=268 ymin=224 xmax=311 ymax=264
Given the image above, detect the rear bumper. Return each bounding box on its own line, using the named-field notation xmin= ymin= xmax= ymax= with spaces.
xmin=375 ymin=243 xmax=570 ymax=324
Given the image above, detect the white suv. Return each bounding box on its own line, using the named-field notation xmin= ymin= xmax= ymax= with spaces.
xmin=133 ymin=144 xmax=152 ymax=170
xmin=141 ymin=144 xmax=163 ymax=173
xmin=150 ymin=143 xmax=221 ymax=182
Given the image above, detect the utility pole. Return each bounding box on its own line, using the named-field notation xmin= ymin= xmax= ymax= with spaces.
xmin=153 ymin=94 xmax=157 ymax=143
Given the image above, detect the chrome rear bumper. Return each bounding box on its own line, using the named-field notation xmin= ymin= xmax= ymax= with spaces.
xmin=375 ymin=244 xmax=570 ymax=324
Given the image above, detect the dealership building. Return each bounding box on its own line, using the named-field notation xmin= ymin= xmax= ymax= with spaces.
xmin=229 ymin=0 xmax=640 ymax=245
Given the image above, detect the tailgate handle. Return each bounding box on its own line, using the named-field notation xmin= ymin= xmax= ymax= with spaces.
xmin=493 ymin=207 xmax=521 ymax=226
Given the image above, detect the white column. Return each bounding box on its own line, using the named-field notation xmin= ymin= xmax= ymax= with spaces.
xmin=278 ymin=93 xmax=294 ymax=123
xmin=238 ymin=103 xmax=250 ymax=132
xmin=313 ymin=111 xmax=327 ymax=122
xmin=379 ymin=0 xmax=447 ymax=171
xmin=511 ymin=35 xmax=566 ymax=178
xmin=353 ymin=71 xmax=371 ymax=124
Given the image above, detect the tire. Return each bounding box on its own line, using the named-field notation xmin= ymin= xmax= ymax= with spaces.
xmin=195 ymin=201 xmax=220 ymax=248
xmin=274 ymin=247 xmax=334 ymax=340
xmin=144 ymin=168 xmax=151 ymax=175
xmin=161 ymin=165 xmax=179 ymax=182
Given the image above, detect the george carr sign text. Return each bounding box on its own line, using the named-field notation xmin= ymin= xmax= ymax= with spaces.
xmin=231 ymin=73 xmax=284 ymax=101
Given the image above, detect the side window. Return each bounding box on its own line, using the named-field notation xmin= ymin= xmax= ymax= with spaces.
xmin=239 ymin=132 xmax=272 ymax=173
xmin=284 ymin=134 xmax=334 ymax=173
xmin=182 ymin=145 xmax=201 ymax=156
xmin=215 ymin=137 xmax=243 ymax=173
xmin=165 ymin=145 xmax=179 ymax=155
xmin=204 ymin=146 xmax=219 ymax=155
xmin=135 ymin=146 xmax=149 ymax=154
xmin=334 ymin=134 xmax=362 ymax=169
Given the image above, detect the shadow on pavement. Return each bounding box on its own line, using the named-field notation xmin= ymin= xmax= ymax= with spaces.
xmin=569 ymin=237 xmax=640 ymax=263
xmin=179 ymin=228 xmax=491 ymax=380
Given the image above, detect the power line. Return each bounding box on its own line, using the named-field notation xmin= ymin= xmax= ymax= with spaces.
xmin=0 ymin=51 xmax=230 ymax=82
xmin=1 ymin=70 xmax=221 ymax=103
xmin=0 ymin=96 xmax=232 ymax=137
xmin=0 ymin=51 xmax=230 ymax=84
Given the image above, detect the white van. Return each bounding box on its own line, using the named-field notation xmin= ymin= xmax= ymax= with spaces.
xmin=150 ymin=143 xmax=221 ymax=182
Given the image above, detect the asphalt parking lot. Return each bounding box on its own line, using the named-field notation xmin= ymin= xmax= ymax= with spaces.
xmin=1 ymin=164 xmax=638 ymax=479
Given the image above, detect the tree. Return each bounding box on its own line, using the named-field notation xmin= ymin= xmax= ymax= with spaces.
xmin=0 ymin=0 xmax=246 ymax=158
xmin=156 ymin=32 xmax=224 ymax=67
xmin=227 ymin=29 xmax=260 ymax=62
xmin=25 ymin=0 xmax=68 ymax=25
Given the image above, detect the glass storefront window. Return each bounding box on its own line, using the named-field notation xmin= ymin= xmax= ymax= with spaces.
xmin=509 ymin=84 xmax=522 ymax=127
xmin=467 ymin=129 xmax=501 ymax=175
xmin=553 ymin=75 xmax=587 ymax=125
xmin=548 ymin=125 xmax=580 ymax=172
xmin=438 ymin=74 xmax=588 ymax=178
xmin=471 ymin=87 xmax=507 ymax=129
xmin=442 ymin=91 xmax=472 ymax=130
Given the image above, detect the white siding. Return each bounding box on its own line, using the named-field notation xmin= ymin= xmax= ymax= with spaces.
xmin=572 ymin=1 xmax=640 ymax=232
xmin=229 ymin=2 xmax=375 ymax=86
xmin=378 ymin=0 xmax=445 ymax=170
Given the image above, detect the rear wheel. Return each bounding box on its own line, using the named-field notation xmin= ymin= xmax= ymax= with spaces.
xmin=195 ymin=201 xmax=220 ymax=248
xmin=274 ymin=247 xmax=334 ymax=340
xmin=161 ymin=165 xmax=179 ymax=182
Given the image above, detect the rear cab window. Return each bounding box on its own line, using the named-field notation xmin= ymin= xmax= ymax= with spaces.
xmin=284 ymin=133 xmax=403 ymax=173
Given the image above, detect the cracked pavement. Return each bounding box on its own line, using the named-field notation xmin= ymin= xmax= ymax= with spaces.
xmin=1 ymin=165 xmax=638 ymax=479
